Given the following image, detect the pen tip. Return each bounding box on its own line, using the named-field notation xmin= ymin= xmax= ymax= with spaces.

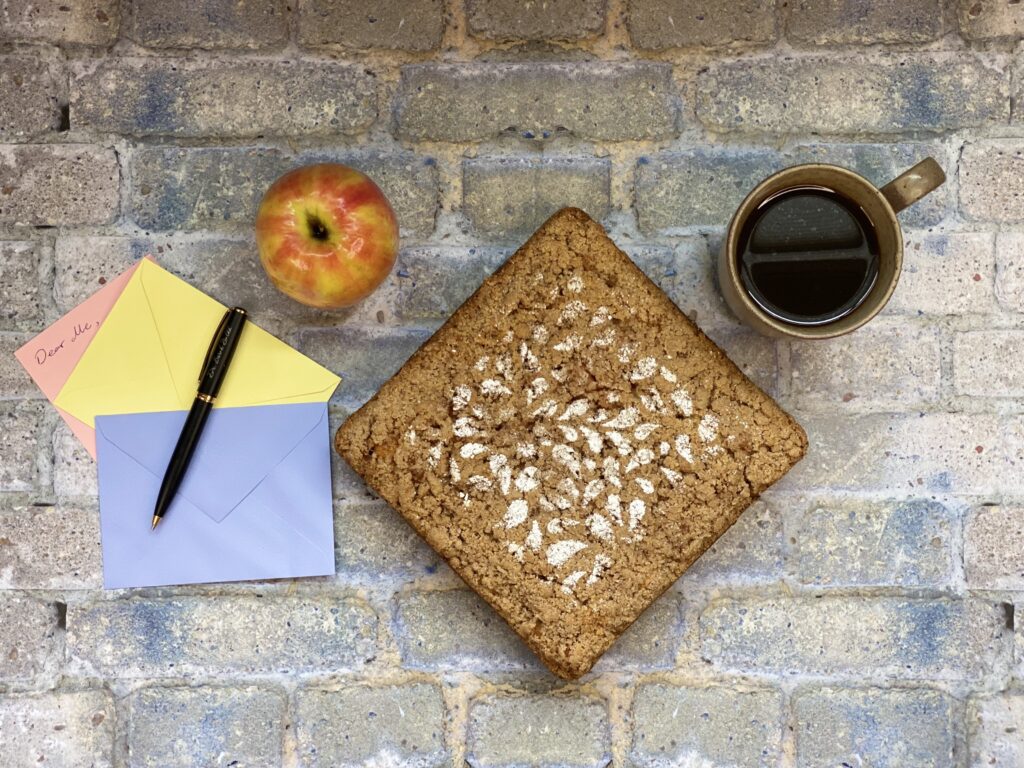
xmin=151 ymin=515 xmax=160 ymax=530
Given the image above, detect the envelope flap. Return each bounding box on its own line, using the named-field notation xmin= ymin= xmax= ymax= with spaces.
xmin=141 ymin=261 xmax=341 ymax=408
xmin=138 ymin=258 xmax=227 ymax=408
xmin=54 ymin=262 xmax=185 ymax=425
xmin=95 ymin=402 xmax=327 ymax=523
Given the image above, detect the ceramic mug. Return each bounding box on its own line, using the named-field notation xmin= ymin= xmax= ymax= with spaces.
xmin=717 ymin=158 xmax=946 ymax=339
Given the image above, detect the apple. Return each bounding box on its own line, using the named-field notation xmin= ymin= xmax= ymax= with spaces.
xmin=255 ymin=163 xmax=399 ymax=309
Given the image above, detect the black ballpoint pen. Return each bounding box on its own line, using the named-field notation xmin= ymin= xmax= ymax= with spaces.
xmin=151 ymin=307 xmax=247 ymax=530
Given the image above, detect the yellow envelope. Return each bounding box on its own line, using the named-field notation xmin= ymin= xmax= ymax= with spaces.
xmin=55 ymin=259 xmax=340 ymax=427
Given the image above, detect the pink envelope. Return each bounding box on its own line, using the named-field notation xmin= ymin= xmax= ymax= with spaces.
xmin=14 ymin=258 xmax=149 ymax=458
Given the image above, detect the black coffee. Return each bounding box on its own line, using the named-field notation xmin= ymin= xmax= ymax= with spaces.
xmin=737 ymin=185 xmax=880 ymax=326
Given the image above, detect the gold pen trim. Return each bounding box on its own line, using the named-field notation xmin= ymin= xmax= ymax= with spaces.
xmin=196 ymin=393 xmax=215 ymax=404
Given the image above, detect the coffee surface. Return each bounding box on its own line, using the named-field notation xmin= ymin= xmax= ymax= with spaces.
xmin=738 ymin=186 xmax=880 ymax=326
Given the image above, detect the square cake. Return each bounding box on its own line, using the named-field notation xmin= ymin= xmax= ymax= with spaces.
xmin=335 ymin=208 xmax=807 ymax=678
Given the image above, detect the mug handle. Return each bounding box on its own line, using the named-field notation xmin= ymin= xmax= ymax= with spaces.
xmin=878 ymin=157 xmax=946 ymax=214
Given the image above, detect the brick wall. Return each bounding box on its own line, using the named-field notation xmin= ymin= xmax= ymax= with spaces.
xmin=1 ymin=0 xmax=1023 ymax=765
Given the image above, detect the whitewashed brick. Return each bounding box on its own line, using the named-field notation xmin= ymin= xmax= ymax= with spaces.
xmin=467 ymin=694 xmax=610 ymax=768
xmin=129 ymin=686 xmax=285 ymax=768
xmin=0 ymin=503 xmax=101 ymax=589
xmin=0 ymin=598 xmax=60 ymax=683
xmin=701 ymin=597 xmax=1006 ymax=678
xmin=965 ymin=505 xmax=1024 ymax=590
xmin=791 ymin=499 xmax=954 ymax=588
xmin=955 ymin=330 xmax=1024 ymax=397
xmin=968 ymin=691 xmax=1024 ymax=766
xmin=680 ymin=499 xmax=783 ymax=586
xmin=796 ymin=687 xmax=955 ymax=767
xmin=787 ymin=412 xmax=1024 ymax=495
xmin=295 ymin=684 xmax=448 ymax=767
xmin=0 ymin=691 xmax=115 ymax=768
xmin=790 ymin=323 xmax=941 ymax=409
xmin=996 ymin=231 xmax=1024 ymax=313
xmin=393 ymin=589 xmax=542 ymax=672
xmin=887 ymin=232 xmax=996 ymax=315
xmin=630 ymin=683 xmax=783 ymax=767
xmin=68 ymin=597 xmax=377 ymax=677
xmin=961 ymin=141 xmax=1024 ymax=223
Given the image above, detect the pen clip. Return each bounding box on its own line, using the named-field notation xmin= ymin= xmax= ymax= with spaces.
xmin=199 ymin=310 xmax=231 ymax=384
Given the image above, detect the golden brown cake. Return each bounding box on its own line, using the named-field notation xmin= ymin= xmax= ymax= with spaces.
xmin=335 ymin=208 xmax=806 ymax=679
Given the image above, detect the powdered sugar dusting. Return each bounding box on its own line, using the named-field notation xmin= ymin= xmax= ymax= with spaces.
xmin=505 ymin=499 xmax=529 ymax=528
xmin=547 ymin=539 xmax=587 ymax=567
xmin=429 ymin=270 xmax=729 ymax=599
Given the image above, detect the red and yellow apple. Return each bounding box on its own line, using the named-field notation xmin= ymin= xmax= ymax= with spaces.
xmin=255 ymin=163 xmax=399 ymax=309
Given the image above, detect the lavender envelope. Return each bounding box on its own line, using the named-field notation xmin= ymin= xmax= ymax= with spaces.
xmin=95 ymin=401 xmax=335 ymax=589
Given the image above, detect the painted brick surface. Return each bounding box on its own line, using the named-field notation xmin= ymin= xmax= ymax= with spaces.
xmin=467 ymin=694 xmax=610 ymax=768
xmin=129 ymin=686 xmax=285 ymax=768
xmin=393 ymin=589 xmax=543 ymax=672
xmin=707 ymin=330 xmax=779 ymax=394
xmin=795 ymin=687 xmax=956 ymax=767
xmin=0 ymin=241 xmax=43 ymax=331
xmin=395 ymin=62 xmax=679 ymax=142
xmin=334 ymin=500 xmax=449 ymax=582
xmin=393 ymin=247 xmax=510 ymax=323
xmin=635 ymin=148 xmax=782 ymax=233
xmin=698 ymin=55 xmax=1008 ymax=134
xmin=630 ymin=683 xmax=783 ymax=767
xmin=961 ymin=141 xmax=1024 ymax=222
xmin=0 ymin=401 xmax=44 ymax=492
xmin=969 ymin=692 xmax=1024 ymax=766
xmin=996 ymin=232 xmax=1024 ymax=313
xmin=4 ymin=3 xmax=1022 ymax=762
xmin=297 ymin=0 xmax=444 ymax=50
xmin=0 ymin=144 xmax=118 ymax=226
xmin=785 ymin=412 xmax=1023 ymax=495
xmin=593 ymin=593 xmax=683 ymax=672
xmin=53 ymin=422 xmax=97 ymax=498
xmin=625 ymin=241 xmax=719 ymax=327
xmin=468 ymin=0 xmax=606 ymax=40
xmin=0 ymin=57 xmax=63 ymax=141
xmin=680 ymin=499 xmax=783 ymax=586
xmin=129 ymin=147 xmax=438 ymax=237
xmin=889 ymin=232 xmax=997 ymax=315
xmin=72 ymin=60 xmax=377 ymax=138
xmin=67 ymin=597 xmax=378 ymax=677
xmin=790 ymin=323 xmax=941 ymax=409
xmin=954 ymin=330 xmax=1024 ymax=397
xmin=0 ymin=503 xmax=101 ymax=589
xmin=463 ymin=156 xmax=611 ymax=240
xmin=127 ymin=0 xmax=288 ymax=49
xmin=0 ymin=598 xmax=59 ymax=683
xmin=791 ymin=499 xmax=954 ymax=588
xmin=1018 ymin=607 xmax=1023 ymax=677
xmin=0 ymin=332 xmax=37 ymax=398
xmin=0 ymin=0 xmax=119 ymax=45
xmin=700 ymin=597 xmax=1006 ymax=678
xmin=295 ymin=684 xmax=448 ymax=766
xmin=627 ymin=0 xmax=776 ymax=49
xmin=297 ymin=326 xmax=431 ymax=409
xmin=965 ymin=505 xmax=1024 ymax=591
xmin=635 ymin=143 xmax=948 ymax=234
xmin=787 ymin=0 xmax=943 ymax=44
xmin=0 ymin=691 xmax=115 ymax=768
xmin=958 ymin=0 xmax=1024 ymax=40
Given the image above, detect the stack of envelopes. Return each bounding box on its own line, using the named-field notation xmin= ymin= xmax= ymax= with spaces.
xmin=16 ymin=258 xmax=341 ymax=589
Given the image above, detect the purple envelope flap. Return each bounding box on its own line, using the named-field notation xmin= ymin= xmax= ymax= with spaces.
xmin=94 ymin=402 xmax=327 ymax=523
